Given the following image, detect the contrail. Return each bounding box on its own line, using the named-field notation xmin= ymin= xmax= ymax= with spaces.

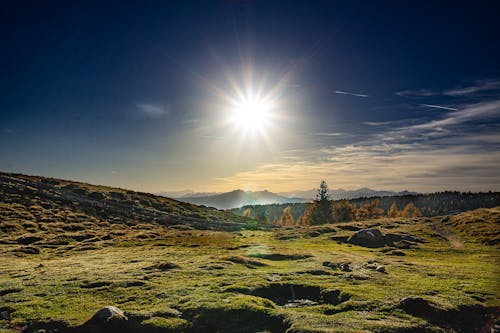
xmin=334 ymin=90 xmax=369 ymax=98
xmin=420 ymin=104 xmax=458 ymax=111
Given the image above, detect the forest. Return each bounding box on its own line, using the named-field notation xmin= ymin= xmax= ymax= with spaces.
xmin=232 ymin=182 xmax=500 ymax=226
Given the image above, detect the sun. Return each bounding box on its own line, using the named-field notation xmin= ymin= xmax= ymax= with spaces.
xmin=229 ymin=96 xmax=272 ymax=134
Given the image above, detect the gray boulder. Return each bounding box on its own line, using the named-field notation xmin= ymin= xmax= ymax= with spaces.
xmin=89 ymin=306 xmax=127 ymax=323
xmin=347 ymin=228 xmax=385 ymax=248
xmin=78 ymin=306 xmax=129 ymax=333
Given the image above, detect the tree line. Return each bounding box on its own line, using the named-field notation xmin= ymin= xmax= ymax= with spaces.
xmin=232 ymin=181 xmax=500 ymax=226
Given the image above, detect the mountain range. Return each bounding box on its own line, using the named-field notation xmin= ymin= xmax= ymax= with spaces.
xmin=160 ymin=188 xmax=418 ymax=209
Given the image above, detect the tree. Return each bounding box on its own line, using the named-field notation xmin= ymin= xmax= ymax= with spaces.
xmin=310 ymin=180 xmax=333 ymax=225
xmin=243 ymin=208 xmax=252 ymax=217
xmin=401 ymin=202 xmax=422 ymax=218
xmin=387 ymin=202 xmax=400 ymax=218
xmin=333 ymin=200 xmax=355 ymax=222
xmin=278 ymin=206 xmax=295 ymax=226
xmin=355 ymin=200 xmax=383 ymax=221
xmin=296 ymin=205 xmax=312 ymax=226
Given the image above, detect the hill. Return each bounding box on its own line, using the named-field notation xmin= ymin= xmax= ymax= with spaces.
xmin=0 ymin=198 xmax=498 ymax=332
xmin=177 ymin=189 xmax=306 ymax=209
xmin=0 ymin=172 xmax=263 ymax=234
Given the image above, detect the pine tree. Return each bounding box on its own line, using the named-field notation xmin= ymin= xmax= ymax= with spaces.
xmin=310 ymin=180 xmax=333 ymax=225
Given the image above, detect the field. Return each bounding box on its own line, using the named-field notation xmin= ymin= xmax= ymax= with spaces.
xmin=0 ymin=173 xmax=499 ymax=333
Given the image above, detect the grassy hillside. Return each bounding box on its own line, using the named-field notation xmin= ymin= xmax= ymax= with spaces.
xmin=1 ymin=174 xmax=499 ymax=332
xmin=0 ymin=172 xmax=265 ymax=235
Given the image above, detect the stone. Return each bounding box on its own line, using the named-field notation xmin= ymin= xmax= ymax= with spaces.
xmin=89 ymin=306 xmax=127 ymax=323
xmin=347 ymin=228 xmax=385 ymax=248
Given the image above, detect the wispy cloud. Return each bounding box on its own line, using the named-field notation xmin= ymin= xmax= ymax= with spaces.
xmin=213 ymin=94 xmax=500 ymax=192
xmin=1 ymin=128 xmax=21 ymax=134
xmin=397 ymin=78 xmax=500 ymax=99
xmin=312 ymin=132 xmax=344 ymax=136
xmin=334 ymin=90 xmax=369 ymax=98
xmin=443 ymin=79 xmax=500 ymax=96
xmin=395 ymin=89 xmax=436 ymax=97
xmin=136 ymin=103 xmax=169 ymax=117
xmin=410 ymin=99 xmax=500 ymax=130
xmin=420 ymin=104 xmax=458 ymax=111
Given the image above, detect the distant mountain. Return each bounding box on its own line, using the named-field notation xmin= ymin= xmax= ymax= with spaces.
xmin=157 ymin=190 xmax=220 ymax=198
xmin=179 ymin=189 xmax=306 ymax=209
xmin=278 ymin=188 xmax=418 ymax=200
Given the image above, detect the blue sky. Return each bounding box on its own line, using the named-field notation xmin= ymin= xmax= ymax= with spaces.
xmin=1 ymin=1 xmax=499 ymax=192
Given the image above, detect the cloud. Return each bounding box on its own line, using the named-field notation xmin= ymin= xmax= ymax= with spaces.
xmin=334 ymin=90 xmax=369 ymax=98
xmin=420 ymin=104 xmax=458 ymax=111
xmin=312 ymin=132 xmax=344 ymax=136
xmin=395 ymin=89 xmax=436 ymax=97
xmin=396 ymin=78 xmax=500 ymax=99
xmin=213 ymin=96 xmax=500 ymax=192
xmin=1 ymin=128 xmax=21 ymax=134
xmin=136 ymin=103 xmax=169 ymax=117
xmin=443 ymin=79 xmax=500 ymax=96
xmin=214 ymin=144 xmax=500 ymax=192
xmin=410 ymin=99 xmax=500 ymax=130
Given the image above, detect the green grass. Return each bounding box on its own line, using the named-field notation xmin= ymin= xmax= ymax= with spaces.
xmin=1 ymin=172 xmax=499 ymax=332
xmin=1 ymin=209 xmax=499 ymax=332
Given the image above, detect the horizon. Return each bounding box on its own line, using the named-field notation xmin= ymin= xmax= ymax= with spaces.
xmin=1 ymin=2 xmax=499 ymax=193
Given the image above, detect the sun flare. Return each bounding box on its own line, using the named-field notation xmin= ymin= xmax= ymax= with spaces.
xmin=231 ymin=97 xmax=271 ymax=132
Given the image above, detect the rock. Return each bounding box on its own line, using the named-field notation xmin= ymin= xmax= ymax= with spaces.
xmin=347 ymin=228 xmax=385 ymax=248
xmin=322 ymin=261 xmax=350 ymax=271
xmin=89 ymin=306 xmax=127 ymax=323
xmin=339 ymin=263 xmax=351 ymax=272
xmin=375 ymin=265 xmax=386 ymax=273
xmin=322 ymin=261 xmax=338 ymax=269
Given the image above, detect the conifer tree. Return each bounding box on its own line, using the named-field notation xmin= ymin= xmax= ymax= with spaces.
xmin=310 ymin=180 xmax=333 ymax=225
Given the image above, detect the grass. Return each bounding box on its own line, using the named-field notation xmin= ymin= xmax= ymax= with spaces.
xmin=1 ymin=173 xmax=499 ymax=332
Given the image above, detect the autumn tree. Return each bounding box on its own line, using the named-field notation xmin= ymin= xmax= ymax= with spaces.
xmin=243 ymin=208 xmax=252 ymax=217
xmin=278 ymin=206 xmax=295 ymax=226
xmin=333 ymin=200 xmax=355 ymax=222
xmin=273 ymin=216 xmax=281 ymax=226
xmin=401 ymin=202 xmax=422 ymax=218
xmin=387 ymin=202 xmax=400 ymax=218
xmin=355 ymin=199 xmax=383 ymax=221
xmin=310 ymin=180 xmax=333 ymax=225
xmin=296 ymin=205 xmax=312 ymax=226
